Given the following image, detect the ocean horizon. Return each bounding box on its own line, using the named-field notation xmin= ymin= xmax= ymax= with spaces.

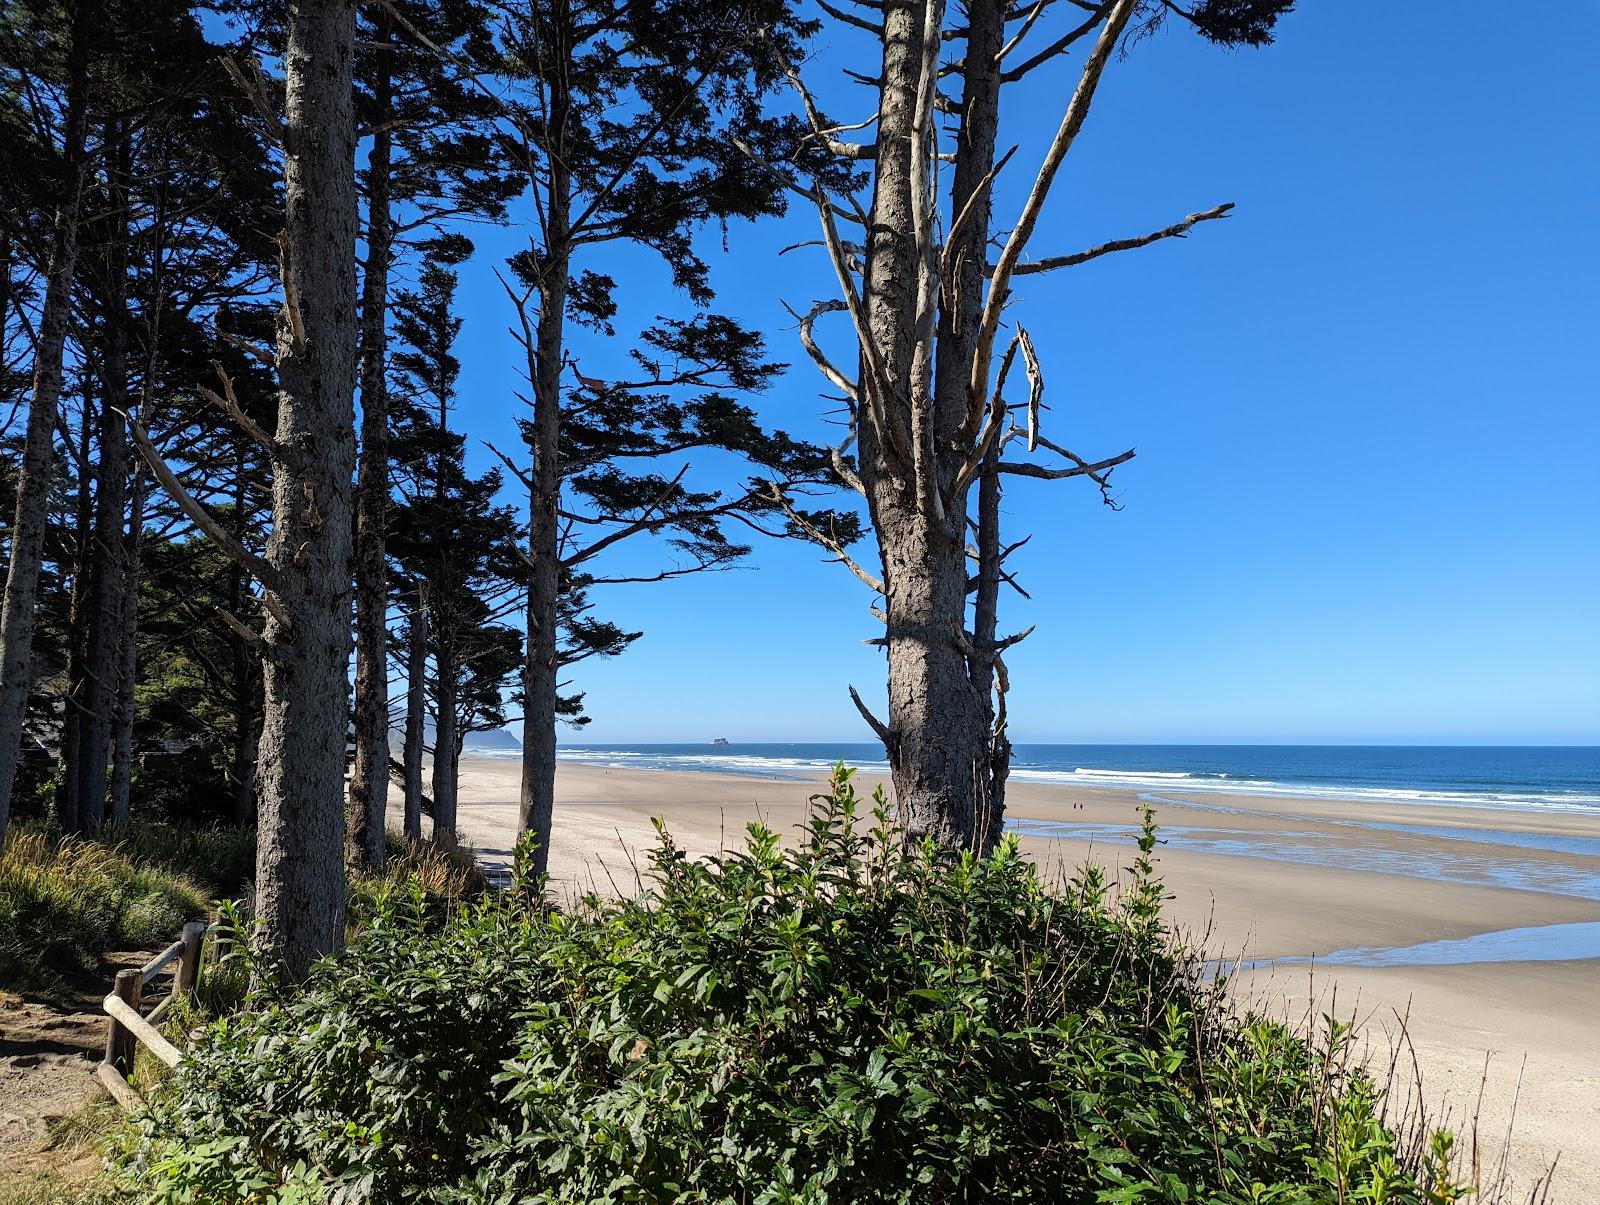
xmin=457 ymin=742 xmax=1600 ymax=814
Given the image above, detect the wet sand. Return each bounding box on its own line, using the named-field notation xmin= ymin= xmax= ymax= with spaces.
xmin=454 ymin=757 xmax=1600 ymax=1199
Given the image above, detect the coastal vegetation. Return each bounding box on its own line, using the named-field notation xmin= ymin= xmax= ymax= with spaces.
xmin=115 ymin=771 xmax=1472 ymax=1203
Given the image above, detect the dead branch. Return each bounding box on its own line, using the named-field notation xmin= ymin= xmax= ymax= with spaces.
xmin=213 ymin=607 xmax=262 ymax=647
xmin=848 ymin=684 xmax=895 ymax=748
xmin=197 ymin=361 xmax=278 ymax=456
xmin=999 ymin=3 xmax=1108 ymax=83
xmin=767 ymin=483 xmax=884 ymax=595
xmin=789 ymin=299 xmax=859 ymax=404
xmin=221 ymin=54 xmax=285 ymax=144
xmin=123 ymin=410 xmax=291 ymax=629
xmin=813 ymin=186 xmax=912 ymax=468
xmin=1019 ymin=329 xmax=1043 ymax=451
xmin=1008 ymin=202 xmax=1234 ymax=276
xmin=972 ymin=0 xmax=1137 ymax=408
xmin=997 ymin=443 xmax=1136 ymax=508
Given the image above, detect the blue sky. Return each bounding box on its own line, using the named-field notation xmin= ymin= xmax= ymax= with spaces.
xmin=443 ymin=1 xmax=1600 ymax=746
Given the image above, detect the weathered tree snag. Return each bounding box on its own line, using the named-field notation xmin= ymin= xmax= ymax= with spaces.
xmin=786 ymin=0 xmax=1278 ymax=851
xmin=0 ymin=0 xmax=95 ymax=842
xmin=253 ymin=0 xmax=360 ymax=980
xmin=347 ymin=23 xmax=394 ymax=873
xmin=853 ymin=0 xmax=989 ymax=850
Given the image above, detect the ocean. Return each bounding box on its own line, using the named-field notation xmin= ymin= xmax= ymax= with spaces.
xmin=456 ymin=742 xmax=1600 ymax=814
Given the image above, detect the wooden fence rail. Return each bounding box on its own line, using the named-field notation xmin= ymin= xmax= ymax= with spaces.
xmin=98 ymin=919 xmax=213 ymax=1111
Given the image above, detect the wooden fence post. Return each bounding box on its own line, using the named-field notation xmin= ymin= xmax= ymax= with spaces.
xmin=176 ymin=920 xmax=206 ymax=997
xmin=105 ymin=968 xmax=140 ymax=1075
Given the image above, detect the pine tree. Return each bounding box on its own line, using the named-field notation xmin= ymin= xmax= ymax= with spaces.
xmin=386 ymin=263 xmax=523 ymax=844
xmin=347 ymin=0 xmax=519 ymax=871
xmin=0 ymin=0 xmax=97 ymax=843
xmin=480 ymin=0 xmax=857 ymax=876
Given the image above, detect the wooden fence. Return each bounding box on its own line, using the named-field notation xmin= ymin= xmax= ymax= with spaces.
xmin=97 ymin=919 xmax=217 ymax=1111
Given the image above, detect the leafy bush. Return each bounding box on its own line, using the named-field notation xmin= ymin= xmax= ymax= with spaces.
xmin=0 ymin=829 xmax=210 ymax=990
xmin=118 ymin=769 xmax=1472 ymax=1203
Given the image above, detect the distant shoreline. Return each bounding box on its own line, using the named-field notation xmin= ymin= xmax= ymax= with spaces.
xmin=459 ymin=742 xmax=1600 ymax=815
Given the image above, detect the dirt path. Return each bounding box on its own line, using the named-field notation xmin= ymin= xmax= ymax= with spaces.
xmin=0 ymin=953 xmax=142 ymax=1181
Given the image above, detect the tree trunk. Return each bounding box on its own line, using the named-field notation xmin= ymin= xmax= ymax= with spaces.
xmin=431 ymin=637 xmax=457 ymax=845
xmin=0 ymin=0 xmax=94 ymax=842
xmin=57 ymin=408 xmax=95 ymax=832
xmin=74 ymin=124 xmax=132 ymax=835
xmin=516 ymin=167 xmax=570 ymax=878
xmin=253 ymin=0 xmax=359 ymax=980
xmin=856 ymin=0 xmax=990 ymax=850
xmin=109 ymin=476 xmax=144 ymax=827
xmin=402 ymin=582 xmax=426 ymax=841
xmin=347 ymin=31 xmax=394 ymax=873
xmin=944 ymin=0 xmax=1009 ymax=850
xmin=228 ymin=448 xmax=257 ymax=827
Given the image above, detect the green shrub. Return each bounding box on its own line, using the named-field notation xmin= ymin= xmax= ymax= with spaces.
xmin=0 ymin=829 xmax=210 ymax=990
xmin=118 ymin=769 xmax=1473 ymax=1204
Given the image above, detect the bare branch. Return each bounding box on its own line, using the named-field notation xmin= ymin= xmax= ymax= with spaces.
xmin=767 ymin=483 xmax=884 ymax=595
xmin=813 ymin=187 xmax=912 ymax=468
xmin=483 ymin=439 xmax=534 ymax=492
xmin=214 ymin=606 xmax=263 ymax=647
xmin=222 ymin=54 xmax=285 ymax=143
xmin=818 ymin=0 xmax=884 ymax=35
xmin=123 ymin=410 xmax=291 ymax=628
xmin=997 ymin=444 xmax=1136 ymax=507
xmin=972 ymin=0 xmax=1137 ymax=408
xmin=197 ymin=361 xmax=278 ymax=456
xmin=1007 ymin=202 xmax=1234 ymax=276
xmin=994 ymin=624 xmax=1035 ymax=653
xmin=849 ymin=684 xmax=894 ymax=748
xmin=999 ymin=2 xmax=1109 ymax=83
xmin=217 ymin=329 xmax=275 ymax=368
xmin=788 ymin=298 xmax=859 ymax=404
xmin=1019 ymin=329 xmax=1043 ymax=452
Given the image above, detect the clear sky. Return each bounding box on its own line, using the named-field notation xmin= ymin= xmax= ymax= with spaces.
xmin=443 ymin=1 xmax=1600 ymax=746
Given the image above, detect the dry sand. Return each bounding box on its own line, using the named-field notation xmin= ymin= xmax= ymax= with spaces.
xmin=455 ymin=757 xmax=1600 ymax=1200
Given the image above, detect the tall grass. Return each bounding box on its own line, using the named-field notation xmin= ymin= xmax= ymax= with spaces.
xmin=0 ymin=829 xmax=211 ymax=991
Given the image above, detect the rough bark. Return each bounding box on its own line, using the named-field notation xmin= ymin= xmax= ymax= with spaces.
xmin=515 ymin=154 xmax=570 ymax=879
xmin=855 ymin=0 xmax=989 ymax=851
xmin=253 ymin=0 xmax=359 ymax=980
xmin=944 ymin=0 xmax=1009 ymax=849
xmin=227 ymin=448 xmax=257 ymax=827
xmin=0 ymin=0 xmax=94 ymax=841
xmin=401 ymin=583 xmax=426 ymax=841
xmin=347 ymin=33 xmax=394 ymax=872
xmin=74 ymin=126 xmax=132 ymax=834
xmin=109 ymin=476 xmax=143 ymax=826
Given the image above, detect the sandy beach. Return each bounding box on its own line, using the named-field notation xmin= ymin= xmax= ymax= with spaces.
xmin=453 ymin=757 xmax=1600 ymax=1200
